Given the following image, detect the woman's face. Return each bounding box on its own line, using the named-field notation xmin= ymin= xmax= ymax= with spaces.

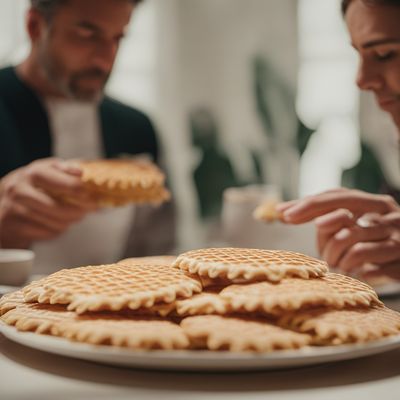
xmin=346 ymin=0 xmax=400 ymax=128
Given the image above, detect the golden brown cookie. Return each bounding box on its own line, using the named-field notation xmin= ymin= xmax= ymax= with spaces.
xmin=278 ymin=305 xmax=400 ymax=345
xmin=61 ymin=158 xmax=170 ymax=206
xmin=220 ymin=273 xmax=382 ymax=316
xmin=23 ymin=263 xmax=202 ymax=314
xmin=180 ymin=315 xmax=311 ymax=352
xmin=173 ymin=248 xmax=329 ymax=283
xmin=0 ymin=290 xmax=25 ymax=316
xmin=1 ymin=302 xmax=75 ymax=334
xmin=1 ymin=302 xmax=189 ymax=349
xmin=253 ymin=200 xmax=282 ymax=222
xmin=58 ymin=314 xmax=189 ymax=349
xmin=173 ymin=292 xmax=230 ymax=316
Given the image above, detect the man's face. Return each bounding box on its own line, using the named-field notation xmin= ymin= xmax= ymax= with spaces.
xmin=35 ymin=0 xmax=134 ymax=101
xmin=346 ymin=0 xmax=400 ymax=128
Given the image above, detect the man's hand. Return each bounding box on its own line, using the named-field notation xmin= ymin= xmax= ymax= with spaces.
xmin=0 ymin=158 xmax=98 ymax=248
xmin=277 ymin=188 xmax=400 ymax=279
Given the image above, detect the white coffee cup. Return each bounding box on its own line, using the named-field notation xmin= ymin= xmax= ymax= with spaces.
xmin=221 ymin=184 xmax=318 ymax=257
xmin=0 ymin=249 xmax=34 ymax=286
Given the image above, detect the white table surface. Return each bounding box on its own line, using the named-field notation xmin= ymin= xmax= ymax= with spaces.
xmin=1 ymin=297 xmax=400 ymax=400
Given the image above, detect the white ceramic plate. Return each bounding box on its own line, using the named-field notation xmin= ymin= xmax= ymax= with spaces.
xmin=1 ymin=322 xmax=400 ymax=371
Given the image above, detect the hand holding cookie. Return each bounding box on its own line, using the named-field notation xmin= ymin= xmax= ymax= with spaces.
xmin=0 ymin=158 xmax=98 ymax=248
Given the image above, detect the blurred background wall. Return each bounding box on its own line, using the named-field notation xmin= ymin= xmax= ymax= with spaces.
xmin=1 ymin=0 xmax=399 ymax=251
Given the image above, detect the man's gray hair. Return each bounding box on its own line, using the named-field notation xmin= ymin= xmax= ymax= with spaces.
xmin=342 ymin=0 xmax=400 ymax=15
xmin=31 ymin=0 xmax=143 ymax=20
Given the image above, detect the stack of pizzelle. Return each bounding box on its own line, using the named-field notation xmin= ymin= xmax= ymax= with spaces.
xmin=59 ymin=158 xmax=171 ymax=206
xmin=1 ymin=248 xmax=400 ymax=353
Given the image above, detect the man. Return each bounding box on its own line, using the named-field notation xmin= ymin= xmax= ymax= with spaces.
xmin=0 ymin=0 xmax=175 ymax=272
xmin=278 ymin=0 xmax=400 ymax=279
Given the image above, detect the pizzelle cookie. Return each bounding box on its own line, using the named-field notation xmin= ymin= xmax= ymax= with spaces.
xmin=23 ymin=263 xmax=202 ymax=314
xmin=126 ymin=290 xmax=230 ymax=318
xmin=1 ymin=302 xmax=189 ymax=350
xmin=173 ymin=292 xmax=230 ymax=316
xmin=180 ymin=315 xmax=311 ymax=352
xmin=278 ymin=305 xmax=400 ymax=345
xmin=198 ymin=276 xmax=234 ymax=289
xmin=253 ymin=200 xmax=282 ymax=222
xmin=159 ymin=291 xmax=231 ymax=317
xmin=0 ymin=290 xmax=25 ymax=315
xmin=219 ymin=273 xmax=382 ymax=316
xmin=1 ymin=302 xmax=75 ymax=334
xmin=57 ymin=315 xmax=189 ymax=349
xmin=22 ymin=265 xmax=108 ymax=304
xmin=73 ymin=158 xmax=170 ymax=206
xmin=173 ymin=248 xmax=329 ymax=283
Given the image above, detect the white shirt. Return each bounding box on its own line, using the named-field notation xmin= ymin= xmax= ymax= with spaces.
xmin=32 ymin=99 xmax=135 ymax=274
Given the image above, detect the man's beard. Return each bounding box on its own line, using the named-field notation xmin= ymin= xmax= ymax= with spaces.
xmin=68 ymin=69 xmax=110 ymax=102
xmin=39 ymin=47 xmax=109 ymax=102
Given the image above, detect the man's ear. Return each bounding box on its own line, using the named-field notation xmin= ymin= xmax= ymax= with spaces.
xmin=26 ymin=8 xmax=47 ymax=42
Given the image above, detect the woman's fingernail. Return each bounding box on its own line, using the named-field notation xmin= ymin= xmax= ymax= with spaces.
xmin=335 ymin=229 xmax=350 ymax=240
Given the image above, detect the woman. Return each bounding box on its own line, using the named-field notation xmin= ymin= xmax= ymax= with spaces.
xmin=278 ymin=0 xmax=400 ymax=279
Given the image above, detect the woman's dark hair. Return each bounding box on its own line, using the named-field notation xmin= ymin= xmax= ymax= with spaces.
xmin=31 ymin=0 xmax=143 ymax=21
xmin=342 ymin=0 xmax=400 ymax=15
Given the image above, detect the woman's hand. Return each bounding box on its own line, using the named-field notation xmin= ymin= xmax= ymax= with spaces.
xmin=277 ymin=188 xmax=400 ymax=279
